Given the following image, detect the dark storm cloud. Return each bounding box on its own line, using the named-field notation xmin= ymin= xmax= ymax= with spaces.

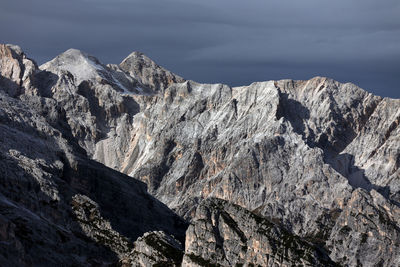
xmin=0 ymin=0 xmax=399 ymax=97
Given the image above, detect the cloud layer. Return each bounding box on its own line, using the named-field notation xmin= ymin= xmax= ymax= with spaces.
xmin=1 ymin=0 xmax=399 ymax=97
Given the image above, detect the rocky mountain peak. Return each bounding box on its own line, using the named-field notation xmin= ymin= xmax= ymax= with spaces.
xmin=40 ymin=48 xmax=113 ymax=84
xmin=124 ymin=51 xmax=146 ymax=59
xmin=120 ymin=50 xmax=185 ymax=91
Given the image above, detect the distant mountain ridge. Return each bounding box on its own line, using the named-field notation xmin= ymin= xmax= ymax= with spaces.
xmin=0 ymin=43 xmax=399 ymax=266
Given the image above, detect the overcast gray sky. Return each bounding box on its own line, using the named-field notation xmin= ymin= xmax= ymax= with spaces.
xmin=1 ymin=0 xmax=399 ymax=98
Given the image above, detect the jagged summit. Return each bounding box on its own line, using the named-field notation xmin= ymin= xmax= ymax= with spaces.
xmin=4 ymin=43 xmax=24 ymax=55
xmin=40 ymin=48 xmax=153 ymax=95
xmin=41 ymin=48 xmax=115 ymax=83
xmin=0 ymin=44 xmax=399 ymax=266
xmin=120 ymin=50 xmax=185 ymax=91
xmin=40 ymin=48 xmax=99 ymax=68
xmin=39 ymin=47 xmax=186 ymax=94
xmin=123 ymin=50 xmax=146 ymax=59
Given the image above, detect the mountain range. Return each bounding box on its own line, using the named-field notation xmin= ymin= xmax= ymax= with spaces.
xmin=0 ymin=43 xmax=399 ymax=266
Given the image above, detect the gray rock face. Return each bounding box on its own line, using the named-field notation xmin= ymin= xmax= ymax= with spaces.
xmin=327 ymin=189 xmax=400 ymax=266
xmin=123 ymin=79 xmax=352 ymax=238
xmin=183 ymin=198 xmax=337 ymax=267
xmin=1 ymin=43 xmax=399 ymax=266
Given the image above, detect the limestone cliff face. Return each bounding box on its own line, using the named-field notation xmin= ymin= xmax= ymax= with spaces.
xmin=1 ymin=44 xmax=399 ymax=266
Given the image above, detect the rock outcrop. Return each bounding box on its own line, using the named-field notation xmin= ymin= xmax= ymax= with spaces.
xmin=123 ymin=231 xmax=184 ymax=266
xmin=183 ymin=198 xmax=337 ymax=266
xmin=0 ymin=44 xmax=38 ymax=96
xmin=0 ymin=43 xmax=399 ymax=266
